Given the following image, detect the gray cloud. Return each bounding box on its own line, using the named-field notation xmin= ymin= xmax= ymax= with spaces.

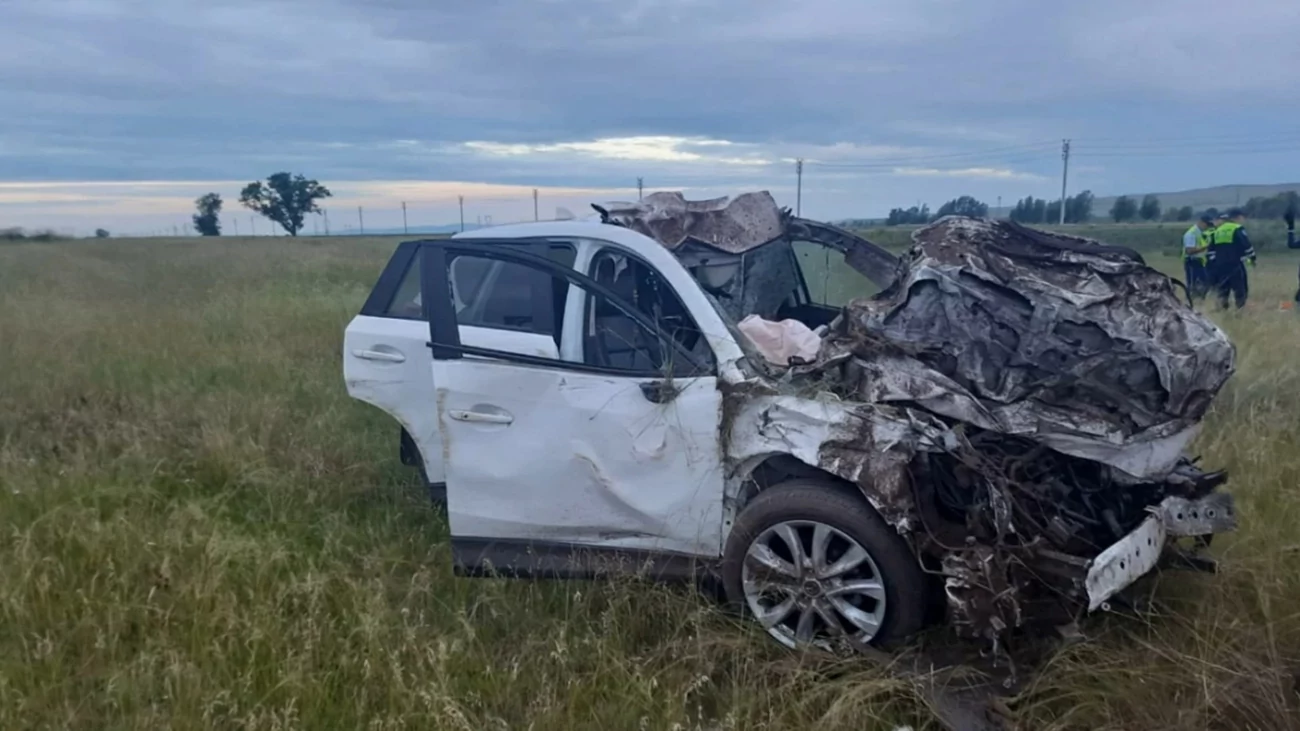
xmin=2 ymin=0 xmax=1298 ymax=231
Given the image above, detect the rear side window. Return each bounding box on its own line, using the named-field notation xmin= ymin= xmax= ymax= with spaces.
xmin=384 ymin=253 xmax=424 ymax=318
xmin=360 ymin=241 xmax=576 ymax=323
xmin=452 ymin=244 xmax=576 ymax=337
xmin=358 ymin=242 xmax=425 ymax=320
xmin=433 ymin=247 xmax=712 ymax=378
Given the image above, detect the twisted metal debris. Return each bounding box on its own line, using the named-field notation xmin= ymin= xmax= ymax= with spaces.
xmin=599 ymin=194 xmax=1239 ymax=651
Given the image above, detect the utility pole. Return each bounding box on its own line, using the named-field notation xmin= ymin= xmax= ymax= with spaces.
xmin=637 ymin=177 xmax=644 ymax=201
xmin=251 ymin=216 xmax=257 ymax=236
xmin=232 ymin=218 xmax=239 ymax=236
xmin=997 ymin=195 xmax=1002 ymax=219
xmin=323 ymin=209 xmax=330 ymax=235
xmin=1059 ymin=139 xmax=1071 ymax=225
xmin=533 ymin=188 xmax=539 ymax=221
xmin=795 ymin=159 xmax=804 ymax=217
xmin=358 ymin=206 xmax=364 ymax=235
xmin=458 ymin=195 xmax=465 ymax=232
xmin=402 ymin=201 xmax=408 ymax=234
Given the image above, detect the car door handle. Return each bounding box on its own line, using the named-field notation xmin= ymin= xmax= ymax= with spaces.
xmin=352 ymin=348 xmax=406 ymax=363
xmin=448 ymin=409 xmax=514 ymax=425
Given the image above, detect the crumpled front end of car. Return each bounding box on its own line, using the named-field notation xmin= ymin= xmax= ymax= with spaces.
xmin=603 ymin=192 xmax=1240 ymax=647
xmin=723 ymin=214 xmax=1239 ymax=646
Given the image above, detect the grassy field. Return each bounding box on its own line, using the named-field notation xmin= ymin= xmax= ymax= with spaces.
xmin=3 ymin=233 xmax=1300 ymax=730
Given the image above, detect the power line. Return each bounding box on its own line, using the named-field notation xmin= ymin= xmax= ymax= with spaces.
xmin=1074 ymin=143 xmax=1300 ymax=158
xmin=1076 ymin=131 xmax=1300 ymax=144
xmin=807 ymin=140 xmax=1060 ymax=168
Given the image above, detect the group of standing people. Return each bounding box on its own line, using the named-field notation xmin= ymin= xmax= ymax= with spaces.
xmin=1182 ymin=209 xmax=1256 ymax=308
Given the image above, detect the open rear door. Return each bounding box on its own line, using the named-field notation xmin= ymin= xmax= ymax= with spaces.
xmin=344 ymin=242 xmax=447 ymax=486
xmin=419 ymin=239 xmax=727 ymax=577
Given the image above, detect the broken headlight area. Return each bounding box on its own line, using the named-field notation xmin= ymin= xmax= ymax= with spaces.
xmin=908 ymin=430 xmax=1234 ymax=645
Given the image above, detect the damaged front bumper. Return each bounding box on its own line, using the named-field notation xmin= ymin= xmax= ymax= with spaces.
xmin=1084 ymin=492 xmax=1236 ymax=611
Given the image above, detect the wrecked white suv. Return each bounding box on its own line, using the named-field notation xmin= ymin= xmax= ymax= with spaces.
xmin=343 ymin=191 xmax=1238 ymax=651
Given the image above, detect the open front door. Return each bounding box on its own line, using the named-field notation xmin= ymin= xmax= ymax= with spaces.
xmin=421 ymin=240 xmax=726 ymax=577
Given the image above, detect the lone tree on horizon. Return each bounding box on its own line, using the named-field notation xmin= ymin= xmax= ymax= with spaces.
xmin=239 ymin=172 xmax=331 ymax=237
xmin=193 ymin=193 xmax=223 ymax=236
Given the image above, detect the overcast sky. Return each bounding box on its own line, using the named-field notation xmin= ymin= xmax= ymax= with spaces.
xmin=2 ymin=0 xmax=1298 ymax=235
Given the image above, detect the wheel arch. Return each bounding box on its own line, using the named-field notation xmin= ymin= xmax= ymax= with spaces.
xmin=730 ymin=452 xmax=867 ymax=517
xmin=727 ymin=450 xmax=926 ymax=553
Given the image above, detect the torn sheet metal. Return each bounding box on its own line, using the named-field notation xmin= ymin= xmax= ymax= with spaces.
xmin=595 ymin=190 xmax=902 ymax=290
xmin=823 ymin=217 xmax=1236 ymax=481
xmin=724 ymin=392 xmax=953 ymax=530
xmin=595 ymin=191 xmax=786 ymax=253
xmin=601 ymin=194 xmax=1238 ymax=648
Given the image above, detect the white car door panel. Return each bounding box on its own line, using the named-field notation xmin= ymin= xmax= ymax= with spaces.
xmin=344 ymin=321 xmax=558 ymax=487
xmin=344 ymin=315 xmax=443 ymax=480
xmin=436 ymin=357 xmax=724 ymax=555
xmin=425 ymin=242 xmax=728 ymax=562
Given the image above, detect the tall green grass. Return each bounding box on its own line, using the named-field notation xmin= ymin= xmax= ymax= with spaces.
xmin=2 ymin=235 xmax=1300 ymax=729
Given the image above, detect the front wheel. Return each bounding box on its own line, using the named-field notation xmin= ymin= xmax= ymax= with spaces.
xmin=721 ymin=479 xmax=931 ymax=650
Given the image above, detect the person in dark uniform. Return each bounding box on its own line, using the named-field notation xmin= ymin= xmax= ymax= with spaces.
xmin=1287 ymin=208 xmax=1300 ymax=303
xmin=1205 ymin=208 xmax=1256 ymax=309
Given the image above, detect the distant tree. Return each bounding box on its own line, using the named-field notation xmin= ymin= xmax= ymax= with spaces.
xmin=239 ymin=173 xmax=332 ymax=237
xmin=885 ymin=204 xmax=931 ymax=225
xmin=1174 ymin=205 xmax=1194 ymax=222
xmin=94 ymin=228 xmax=110 ymax=238
xmin=1110 ymin=195 xmax=1138 ymax=222
xmin=1139 ymin=194 xmax=1162 ymax=222
xmin=193 ymin=193 xmax=223 ymax=236
xmin=1065 ymin=190 xmax=1095 ymax=223
xmin=934 ymin=195 xmax=989 ymax=218
xmin=1044 ymin=200 xmax=1061 ymax=223
xmin=1242 ymin=191 xmax=1300 ymax=219
xmin=1011 ymin=196 xmax=1052 ymax=224
xmin=1010 ymin=196 xmax=1035 ymax=223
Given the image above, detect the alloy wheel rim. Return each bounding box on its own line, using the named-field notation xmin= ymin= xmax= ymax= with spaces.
xmin=741 ymin=520 xmax=887 ymax=649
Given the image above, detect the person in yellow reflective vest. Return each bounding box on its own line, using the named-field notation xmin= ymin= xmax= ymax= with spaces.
xmin=1182 ymin=214 xmax=1212 ymax=300
xmin=1206 ymin=208 xmax=1256 ymax=309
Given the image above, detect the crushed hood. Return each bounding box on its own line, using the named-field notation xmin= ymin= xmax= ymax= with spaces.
xmin=805 ymin=216 xmax=1237 ymax=480
xmin=597 ymin=190 xmax=1235 ymax=481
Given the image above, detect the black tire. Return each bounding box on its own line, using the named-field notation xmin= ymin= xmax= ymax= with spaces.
xmin=722 ymin=479 xmax=931 ymax=648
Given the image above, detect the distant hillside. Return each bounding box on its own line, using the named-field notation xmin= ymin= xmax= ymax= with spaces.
xmin=1092 ymin=183 xmax=1300 ymax=215
xmin=987 ymin=183 xmax=1300 ymax=219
